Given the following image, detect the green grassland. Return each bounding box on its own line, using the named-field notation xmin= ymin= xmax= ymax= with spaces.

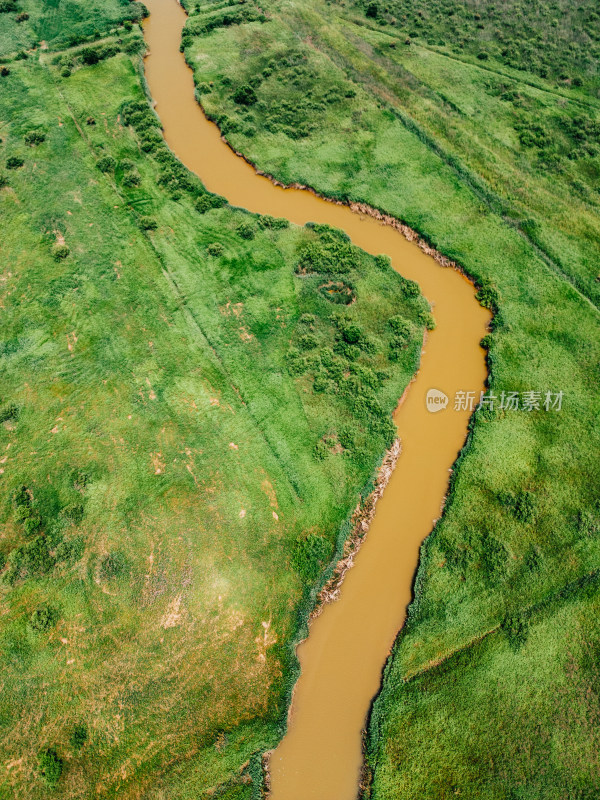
xmin=0 ymin=30 xmax=426 ymax=800
xmin=177 ymin=0 xmax=600 ymax=795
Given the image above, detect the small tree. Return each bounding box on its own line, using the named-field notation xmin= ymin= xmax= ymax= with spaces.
xmin=24 ymin=130 xmax=46 ymax=146
xmin=139 ymin=215 xmax=157 ymax=231
xmin=232 ymin=84 xmax=257 ymax=106
xmin=80 ymin=48 xmax=99 ymax=66
xmin=29 ymin=604 xmax=59 ymax=633
xmin=236 ymin=221 xmax=255 ymax=240
xmin=52 ymin=243 xmax=70 ymax=261
xmin=38 ymin=748 xmax=63 ymax=787
xmin=96 ymin=155 xmax=116 ymax=173
xmin=6 ymin=155 xmax=24 ymax=169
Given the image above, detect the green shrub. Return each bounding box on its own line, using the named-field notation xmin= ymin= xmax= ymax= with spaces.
xmin=29 ymin=604 xmax=59 ymax=633
xmin=5 ymin=537 xmax=54 ymax=584
xmin=55 ymin=535 xmax=85 ymax=564
xmin=501 ymin=614 xmax=528 ymax=650
xmin=70 ymin=723 xmax=88 ymax=750
xmin=0 ymin=0 xmax=18 ymax=12
xmin=139 ymin=215 xmax=157 ymax=231
xmin=60 ymin=66 xmax=71 ymax=78
xmin=61 ymin=502 xmax=84 ymax=524
xmin=313 ymin=374 xmax=331 ymax=393
xmin=24 ymin=130 xmax=46 ymax=146
xmin=52 ymin=243 xmax=70 ymax=261
xmin=13 ymin=484 xmax=31 ymax=510
xmin=6 ymin=156 xmax=24 ymax=169
xmin=298 ymin=332 xmax=318 ymax=351
xmin=401 ymin=278 xmax=420 ymax=297
xmin=37 ymin=748 xmax=63 ymax=788
xmin=96 ymin=155 xmax=116 ymax=173
xmin=195 ymin=194 xmax=226 ymax=213
xmin=206 ymin=242 xmax=224 ymax=257
xmin=236 ymin=221 xmax=255 ymax=240
xmin=514 ymin=489 xmax=535 ymax=523
xmin=80 ymin=48 xmax=100 ymax=66
xmin=418 ymin=310 xmax=436 ymax=331
xmin=233 ymin=84 xmax=258 ymax=106
xmin=100 ymin=551 xmax=129 ymax=580
xmin=476 ymin=283 xmax=500 ymax=311
xmin=292 ymin=534 xmax=332 ymax=581
xmin=313 ymin=438 xmax=329 ymax=458
xmin=121 ymin=170 xmax=141 ymax=187
xmin=257 ymin=215 xmax=289 ymax=230
xmin=23 ymin=513 xmax=42 ymax=536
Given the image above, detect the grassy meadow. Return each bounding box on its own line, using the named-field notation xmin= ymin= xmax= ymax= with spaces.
xmin=0 ymin=19 xmax=426 ymax=800
xmin=176 ymin=0 xmax=600 ymax=796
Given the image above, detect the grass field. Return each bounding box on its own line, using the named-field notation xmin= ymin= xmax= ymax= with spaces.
xmin=177 ymin=0 xmax=600 ymax=795
xmin=0 ymin=23 xmax=426 ymax=799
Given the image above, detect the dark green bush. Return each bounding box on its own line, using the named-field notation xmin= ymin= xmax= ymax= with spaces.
xmin=257 ymin=215 xmax=289 ymax=230
xmin=206 ymin=242 xmax=224 ymax=257
xmin=139 ymin=215 xmax=158 ymax=231
xmin=13 ymin=483 xmax=30 ymax=509
xmin=297 ymin=332 xmax=318 ymax=351
xmin=52 ymin=243 xmax=70 ymax=261
xmin=24 ymin=130 xmax=46 ymax=146
xmin=96 ymin=155 xmax=116 ymax=173
xmin=475 ymin=283 xmax=499 ymax=312
xmin=501 ymin=614 xmax=528 ymax=650
xmin=319 ymin=280 xmax=355 ymax=304
xmin=29 ymin=604 xmax=59 ymax=633
xmin=23 ymin=513 xmax=43 ymax=537
xmin=70 ymin=723 xmax=88 ymax=750
xmin=121 ymin=170 xmax=141 ymax=187
xmin=401 ymin=277 xmax=420 ymax=297
xmin=236 ymin=221 xmax=255 ymax=239
xmin=514 ymin=489 xmax=535 ymax=523
xmin=5 ymin=536 xmax=54 ymax=584
xmin=233 ymin=84 xmax=257 ymax=106
xmin=38 ymin=748 xmax=63 ymax=788
xmin=6 ymin=156 xmax=24 ymax=169
xmin=80 ymin=48 xmax=100 ymax=66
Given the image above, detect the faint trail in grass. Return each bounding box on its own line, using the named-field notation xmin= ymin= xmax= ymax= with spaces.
xmin=48 ymin=64 xmax=304 ymax=500
xmin=401 ymin=566 xmax=600 ymax=685
xmin=346 ymin=16 xmax=600 ymax=113
xmin=286 ymin=9 xmax=600 ymax=315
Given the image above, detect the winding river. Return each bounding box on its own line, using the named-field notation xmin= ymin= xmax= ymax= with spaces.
xmin=141 ymin=2 xmax=490 ymax=797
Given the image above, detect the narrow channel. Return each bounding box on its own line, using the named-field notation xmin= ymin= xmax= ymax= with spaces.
xmin=141 ymin=2 xmax=490 ymax=797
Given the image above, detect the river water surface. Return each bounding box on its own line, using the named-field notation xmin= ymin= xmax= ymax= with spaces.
xmin=141 ymin=2 xmax=490 ymax=796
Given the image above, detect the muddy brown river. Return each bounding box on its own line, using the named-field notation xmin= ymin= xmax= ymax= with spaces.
xmin=141 ymin=2 xmax=490 ymax=796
